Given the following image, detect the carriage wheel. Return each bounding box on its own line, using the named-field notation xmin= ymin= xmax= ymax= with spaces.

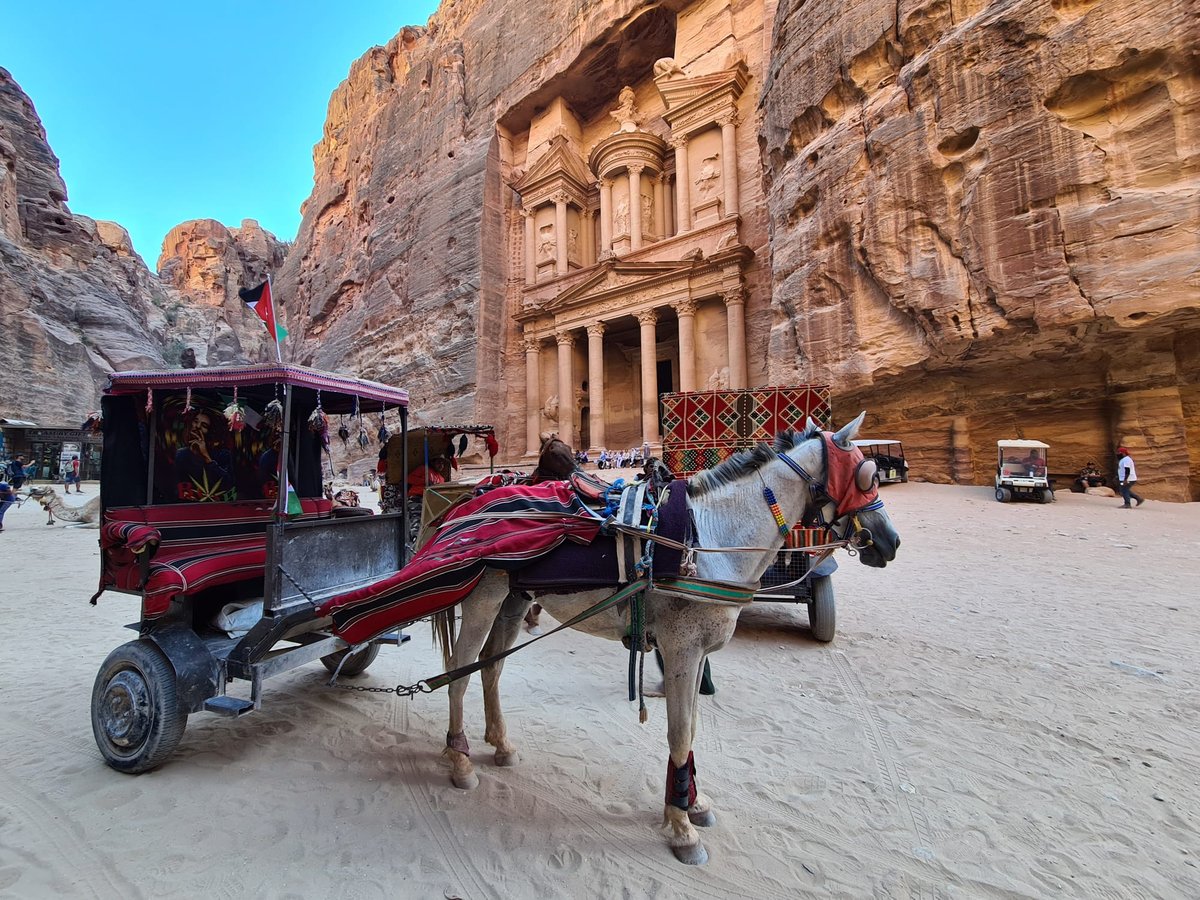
xmin=321 ymin=641 xmax=382 ymax=677
xmin=91 ymin=640 xmax=187 ymax=774
xmin=807 ymin=575 xmax=836 ymax=643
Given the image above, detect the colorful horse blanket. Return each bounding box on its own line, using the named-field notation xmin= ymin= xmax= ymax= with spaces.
xmin=319 ymin=482 xmax=603 ymax=644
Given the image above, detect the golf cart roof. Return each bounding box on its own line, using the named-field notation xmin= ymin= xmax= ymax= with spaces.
xmin=105 ymin=364 xmax=408 ymax=413
xmin=997 ymin=440 xmax=1049 ymax=449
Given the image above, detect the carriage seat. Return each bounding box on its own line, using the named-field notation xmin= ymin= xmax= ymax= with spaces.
xmin=97 ymin=499 xmax=333 ymax=618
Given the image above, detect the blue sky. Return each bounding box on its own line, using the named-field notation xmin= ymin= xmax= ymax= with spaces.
xmin=1 ymin=1 xmax=439 ymax=266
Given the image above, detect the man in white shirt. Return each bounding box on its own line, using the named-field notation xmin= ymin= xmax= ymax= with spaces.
xmin=1116 ymin=447 xmax=1144 ymax=508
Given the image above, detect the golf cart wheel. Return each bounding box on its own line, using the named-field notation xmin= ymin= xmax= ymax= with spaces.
xmin=1041 ymin=489 xmax=1054 ymax=504
xmin=321 ymin=641 xmax=382 ymax=677
xmin=807 ymin=575 xmax=836 ymax=643
xmin=91 ymin=640 xmax=187 ymax=774
xmin=995 ymin=487 xmax=1011 ymax=503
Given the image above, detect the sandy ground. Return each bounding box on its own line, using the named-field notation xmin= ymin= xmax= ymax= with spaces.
xmin=0 ymin=480 xmax=1197 ymax=899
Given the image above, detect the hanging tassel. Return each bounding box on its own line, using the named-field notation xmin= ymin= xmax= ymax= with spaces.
xmin=763 ymin=486 xmax=789 ymax=536
xmin=224 ymin=386 xmax=246 ymax=432
xmin=262 ymin=396 xmax=284 ymax=430
xmin=338 ymin=418 xmax=350 ymax=447
xmin=145 ymin=389 xmax=153 ymax=413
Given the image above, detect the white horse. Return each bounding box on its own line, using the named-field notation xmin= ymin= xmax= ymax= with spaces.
xmin=438 ymin=413 xmax=901 ymax=864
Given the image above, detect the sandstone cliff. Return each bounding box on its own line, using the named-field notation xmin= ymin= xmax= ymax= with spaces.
xmin=761 ymin=0 xmax=1200 ymax=499
xmin=0 ymin=67 xmax=288 ymax=425
xmin=276 ymin=0 xmax=683 ymax=446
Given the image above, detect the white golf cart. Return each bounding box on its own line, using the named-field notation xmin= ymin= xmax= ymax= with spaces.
xmin=995 ymin=439 xmax=1053 ymax=503
xmin=851 ymin=439 xmax=908 ymax=484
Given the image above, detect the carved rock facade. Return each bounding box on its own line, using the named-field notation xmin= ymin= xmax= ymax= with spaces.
xmin=761 ymin=0 xmax=1200 ymax=500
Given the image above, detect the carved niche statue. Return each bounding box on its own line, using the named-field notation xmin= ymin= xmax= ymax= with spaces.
xmin=567 ymin=228 xmax=579 ymax=259
xmin=609 ymin=86 xmax=641 ymax=133
xmin=614 ymin=197 xmax=630 ymax=235
xmin=538 ymin=224 xmax=555 ymax=261
xmin=705 ymin=367 xmax=730 ymax=390
xmin=543 ymin=394 xmax=560 ymax=422
xmin=653 ymin=58 xmax=686 ymax=79
xmin=640 ymin=193 xmax=653 ymax=235
xmin=696 ymin=153 xmax=721 ymax=199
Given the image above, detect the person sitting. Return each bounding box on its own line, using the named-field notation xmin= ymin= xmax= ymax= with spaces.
xmin=407 ymin=456 xmax=451 ymax=498
xmin=1074 ymin=461 xmax=1105 ymax=491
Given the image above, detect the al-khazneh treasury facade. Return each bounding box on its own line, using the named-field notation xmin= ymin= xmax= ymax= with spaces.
xmin=497 ymin=0 xmax=773 ymax=457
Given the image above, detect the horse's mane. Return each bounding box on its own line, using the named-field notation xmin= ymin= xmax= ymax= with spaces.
xmin=686 ymin=423 xmax=822 ymax=497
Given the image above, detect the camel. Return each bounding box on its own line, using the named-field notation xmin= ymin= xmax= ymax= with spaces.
xmin=39 ymin=487 xmax=102 ymax=526
xmin=435 ymin=413 xmax=901 ymax=864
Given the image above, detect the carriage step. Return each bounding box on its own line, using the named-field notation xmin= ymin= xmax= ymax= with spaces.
xmin=204 ymin=696 xmax=256 ymax=717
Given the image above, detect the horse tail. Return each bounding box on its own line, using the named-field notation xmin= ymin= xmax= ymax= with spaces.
xmin=431 ymin=607 xmax=457 ymax=669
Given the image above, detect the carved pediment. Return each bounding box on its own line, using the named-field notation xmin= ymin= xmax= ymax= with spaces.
xmin=656 ymin=61 xmax=750 ymax=135
xmin=549 ymin=259 xmax=699 ymax=310
xmin=512 ymin=134 xmax=595 ymax=207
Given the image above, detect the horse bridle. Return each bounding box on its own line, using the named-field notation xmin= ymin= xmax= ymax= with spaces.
xmin=775 ymin=435 xmax=883 ymax=547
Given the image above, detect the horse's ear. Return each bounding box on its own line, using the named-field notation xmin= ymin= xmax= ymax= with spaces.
xmin=832 ymin=411 xmax=867 ymax=449
xmin=805 ymin=416 xmax=822 ymax=436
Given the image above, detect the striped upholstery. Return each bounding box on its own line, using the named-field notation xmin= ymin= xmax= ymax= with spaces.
xmin=97 ymin=499 xmax=332 ymax=617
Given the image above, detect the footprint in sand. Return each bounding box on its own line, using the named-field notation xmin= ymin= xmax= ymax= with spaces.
xmin=549 ymin=844 xmax=583 ymax=871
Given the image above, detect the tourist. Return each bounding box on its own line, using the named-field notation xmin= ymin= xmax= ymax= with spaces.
xmin=66 ymin=454 xmax=83 ymax=493
xmin=1116 ymin=447 xmax=1144 ymax=508
xmin=6 ymin=455 xmax=27 ymax=491
xmin=0 ymin=480 xmax=14 ymax=532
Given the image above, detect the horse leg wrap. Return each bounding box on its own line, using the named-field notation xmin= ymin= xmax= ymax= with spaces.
xmin=665 ymin=751 xmax=698 ymax=810
xmin=446 ymin=731 xmax=470 ymax=756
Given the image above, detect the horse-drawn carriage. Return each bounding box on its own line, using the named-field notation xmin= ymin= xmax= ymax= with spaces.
xmin=660 ymin=385 xmax=841 ymax=640
xmin=89 ymin=364 xmax=414 ymax=772
xmin=87 ymin=363 xmax=901 ymax=866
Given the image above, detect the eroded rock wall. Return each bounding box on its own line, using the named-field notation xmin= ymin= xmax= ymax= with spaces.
xmin=761 ymin=0 xmax=1200 ymax=499
xmin=0 ymin=67 xmax=289 ymax=425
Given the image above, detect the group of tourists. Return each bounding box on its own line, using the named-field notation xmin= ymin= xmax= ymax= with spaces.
xmin=595 ymin=447 xmax=648 ymax=470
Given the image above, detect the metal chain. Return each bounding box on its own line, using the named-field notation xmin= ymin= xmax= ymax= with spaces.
xmin=330 ymin=679 xmax=434 ymax=697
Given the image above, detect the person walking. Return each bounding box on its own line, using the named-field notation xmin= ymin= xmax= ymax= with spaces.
xmin=6 ymin=455 xmax=27 ymax=491
xmin=0 ymin=480 xmax=15 ymax=532
xmin=1116 ymin=446 xmax=1144 ymax=508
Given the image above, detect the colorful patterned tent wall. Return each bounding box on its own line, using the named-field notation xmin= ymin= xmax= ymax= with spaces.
xmin=660 ymin=385 xmax=832 ymax=478
xmin=661 ymin=385 xmax=833 ymax=543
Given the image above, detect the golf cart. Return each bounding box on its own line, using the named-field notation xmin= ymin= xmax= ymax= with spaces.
xmin=851 ymin=439 xmax=908 ymax=484
xmin=995 ymin=439 xmax=1053 ymax=503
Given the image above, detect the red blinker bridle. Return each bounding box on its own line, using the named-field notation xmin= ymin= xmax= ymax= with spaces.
xmin=774 ymin=433 xmax=884 ymax=543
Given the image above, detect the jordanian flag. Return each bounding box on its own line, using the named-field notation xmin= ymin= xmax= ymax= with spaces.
xmin=238 ymin=280 xmax=288 ymax=341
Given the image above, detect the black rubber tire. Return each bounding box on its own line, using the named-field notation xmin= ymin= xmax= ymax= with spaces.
xmin=995 ymin=487 xmax=1010 ymax=503
xmin=321 ymin=641 xmax=382 ymax=677
xmin=91 ymin=640 xmax=187 ymax=774
xmin=1042 ymin=489 xmax=1055 ymax=504
xmin=807 ymin=575 xmax=836 ymax=642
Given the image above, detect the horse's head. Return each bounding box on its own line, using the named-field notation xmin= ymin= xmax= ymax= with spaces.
xmin=778 ymin=412 xmax=901 ymax=568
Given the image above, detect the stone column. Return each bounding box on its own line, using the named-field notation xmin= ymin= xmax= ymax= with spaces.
xmin=719 ymin=113 xmax=739 ymax=217
xmin=599 ymin=178 xmax=613 ymax=259
xmin=586 ymin=322 xmax=606 ymax=452
xmin=637 ymin=309 xmax=660 ymax=444
xmin=672 ymin=137 xmax=691 ymax=233
xmin=723 ymin=289 xmax=747 ymax=390
xmin=674 ymin=299 xmax=698 ymax=393
xmin=554 ymin=194 xmax=569 ymax=276
xmin=653 ymin=175 xmax=666 ymax=240
xmin=628 ymin=165 xmax=644 ymax=252
xmin=581 ymin=207 xmax=594 ymax=266
xmin=523 ymin=209 xmax=537 ymax=284
xmin=660 ymin=173 xmax=674 ymax=238
xmin=555 ymin=330 xmax=576 ymax=447
xmin=524 ymin=337 xmax=542 ymax=456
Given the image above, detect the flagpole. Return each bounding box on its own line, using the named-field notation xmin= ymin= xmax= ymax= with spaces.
xmin=268 ymin=274 xmax=283 ymax=364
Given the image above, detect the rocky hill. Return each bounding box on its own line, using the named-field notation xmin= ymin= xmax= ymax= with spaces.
xmin=0 ymin=67 xmax=287 ymax=425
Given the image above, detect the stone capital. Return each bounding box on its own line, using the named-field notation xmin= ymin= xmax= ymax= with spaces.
xmin=521 ymin=206 xmax=537 ymax=219
xmin=673 ymin=299 xmax=698 ymax=318
xmin=600 ymin=177 xmax=614 ymax=190
xmin=586 ymin=321 xmax=606 ymax=338
xmin=522 ymin=337 xmax=541 ymax=354
xmin=716 ymin=110 xmax=739 ymax=128
xmin=627 ymin=163 xmax=645 ymax=177
xmin=552 ymin=191 xmax=570 ymax=206
xmin=636 ymin=309 xmax=658 ymax=327
xmin=722 ymin=288 xmax=745 ymax=307
xmin=555 ymin=330 xmax=576 ymax=347
xmin=669 ymin=135 xmax=689 ymax=150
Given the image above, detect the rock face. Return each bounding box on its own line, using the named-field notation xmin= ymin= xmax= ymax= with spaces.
xmin=158 ymin=218 xmax=289 ymax=366
xmin=760 ymin=0 xmax=1200 ymax=499
xmin=0 ymin=67 xmax=289 ymax=425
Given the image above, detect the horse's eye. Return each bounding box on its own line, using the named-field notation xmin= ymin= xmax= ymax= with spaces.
xmin=855 ymin=459 xmax=878 ymax=492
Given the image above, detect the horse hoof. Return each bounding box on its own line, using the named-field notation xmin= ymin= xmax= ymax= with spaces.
xmin=451 ymin=770 xmax=479 ymax=790
xmin=494 ymin=749 xmax=520 ymax=767
xmin=688 ymin=808 xmax=716 ymax=828
xmin=671 ymin=842 xmax=709 ymax=866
